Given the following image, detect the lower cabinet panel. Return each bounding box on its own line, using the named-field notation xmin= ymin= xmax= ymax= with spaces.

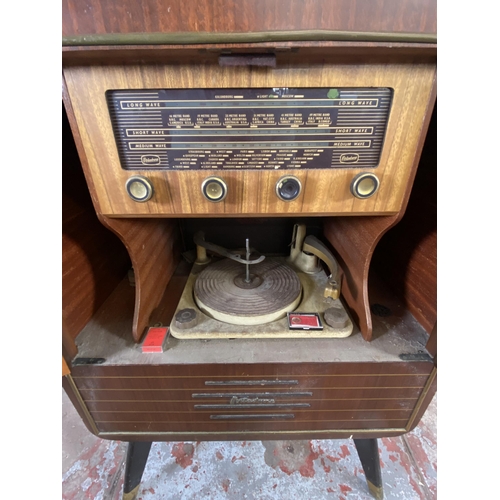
xmin=71 ymin=362 xmax=434 ymax=435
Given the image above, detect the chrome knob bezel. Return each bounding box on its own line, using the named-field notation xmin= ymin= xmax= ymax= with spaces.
xmin=201 ymin=177 xmax=228 ymax=202
xmin=276 ymin=175 xmax=302 ymax=202
xmin=125 ymin=176 xmax=154 ymax=202
xmin=350 ymin=173 xmax=380 ymax=199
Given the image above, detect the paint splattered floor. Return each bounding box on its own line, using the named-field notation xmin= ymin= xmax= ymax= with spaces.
xmin=62 ymin=390 xmax=436 ymax=499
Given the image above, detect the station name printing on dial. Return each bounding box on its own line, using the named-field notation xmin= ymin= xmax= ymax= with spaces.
xmin=125 ymin=127 xmax=374 ymax=136
xmin=119 ymin=99 xmax=379 ymax=109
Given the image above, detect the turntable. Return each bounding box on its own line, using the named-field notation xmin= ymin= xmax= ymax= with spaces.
xmin=170 ymin=223 xmax=353 ymax=339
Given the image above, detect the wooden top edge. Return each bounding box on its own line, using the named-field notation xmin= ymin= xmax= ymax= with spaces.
xmin=62 ymin=30 xmax=437 ymax=47
xmin=62 ymin=41 xmax=437 ymax=54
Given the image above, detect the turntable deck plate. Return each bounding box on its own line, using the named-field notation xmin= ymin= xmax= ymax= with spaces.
xmin=194 ymin=259 xmax=302 ymax=325
xmin=170 ymin=257 xmax=353 ymax=339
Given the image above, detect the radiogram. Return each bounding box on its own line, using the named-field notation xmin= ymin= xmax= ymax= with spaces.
xmin=62 ymin=1 xmax=437 ymax=497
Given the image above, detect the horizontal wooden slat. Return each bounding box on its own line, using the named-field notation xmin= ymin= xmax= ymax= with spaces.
xmin=96 ymin=418 xmax=408 ymax=433
xmin=73 ymin=374 xmax=429 ymax=391
xmin=71 ymin=361 xmax=434 ymax=378
xmin=91 ymin=407 xmax=412 ymax=422
xmin=79 ymin=386 xmax=424 ymax=403
xmin=86 ymin=398 xmax=416 ymax=413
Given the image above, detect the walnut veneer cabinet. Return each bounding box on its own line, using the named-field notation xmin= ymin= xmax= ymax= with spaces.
xmin=62 ymin=2 xmax=437 ymax=498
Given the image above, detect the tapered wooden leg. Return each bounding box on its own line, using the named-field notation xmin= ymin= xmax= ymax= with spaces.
xmin=122 ymin=441 xmax=153 ymax=500
xmin=354 ymin=439 xmax=384 ymax=500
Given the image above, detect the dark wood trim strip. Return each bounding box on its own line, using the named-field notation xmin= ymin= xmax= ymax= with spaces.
xmin=63 ymin=30 xmax=437 ymax=47
xmin=94 ymin=408 xmax=409 ymax=415
xmin=77 ymin=386 xmax=426 ymax=391
xmin=72 ymin=373 xmax=430 ymax=379
xmin=70 ymin=362 xmax=434 ymax=377
xmin=97 ymin=427 xmax=408 ymax=441
xmin=95 ymin=418 xmax=409 ymax=424
xmin=405 ymin=367 xmax=437 ymax=431
xmin=85 ymin=398 xmax=419 ymax=404
xmin=62 ymin=357 xmax=70 ymax=377
xmin=63 ymin=375 xmax=100 ymax=435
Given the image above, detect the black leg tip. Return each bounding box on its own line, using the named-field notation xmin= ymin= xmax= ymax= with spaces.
xmin=367 ymin=480 xmax=384 ymax=500
xmin=122 ymin=484 xmax=140 ymax=500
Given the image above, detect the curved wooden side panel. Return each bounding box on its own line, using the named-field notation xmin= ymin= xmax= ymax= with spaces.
xmin=324 ymin=79 xmax=436 ymax=341
xmin=323 ymin=215 xmax=398 ymax=341
xmin=64 ymin=78 xmax=182 ymax=344
xmin=99 ymin=216 xmax=181 ymax=342
xmin=63 ymin=104 xmax=132 ymax=357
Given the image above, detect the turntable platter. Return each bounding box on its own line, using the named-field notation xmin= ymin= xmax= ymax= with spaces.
xmin=194 ymin=258 xmax=302 ymax=325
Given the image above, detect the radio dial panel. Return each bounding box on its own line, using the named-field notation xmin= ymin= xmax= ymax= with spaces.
xmin=63 ymin=62 xmax=436 ymax=216
xmin=107 ymin=87 xmax=393 ymax=172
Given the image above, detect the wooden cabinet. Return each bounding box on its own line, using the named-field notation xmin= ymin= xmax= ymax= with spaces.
xmin=62 ymin=2 xmax=436 ymax=496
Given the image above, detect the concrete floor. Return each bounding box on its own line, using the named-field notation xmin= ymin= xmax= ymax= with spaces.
xmin=62 ymin=389 xmax=436 ymax=499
